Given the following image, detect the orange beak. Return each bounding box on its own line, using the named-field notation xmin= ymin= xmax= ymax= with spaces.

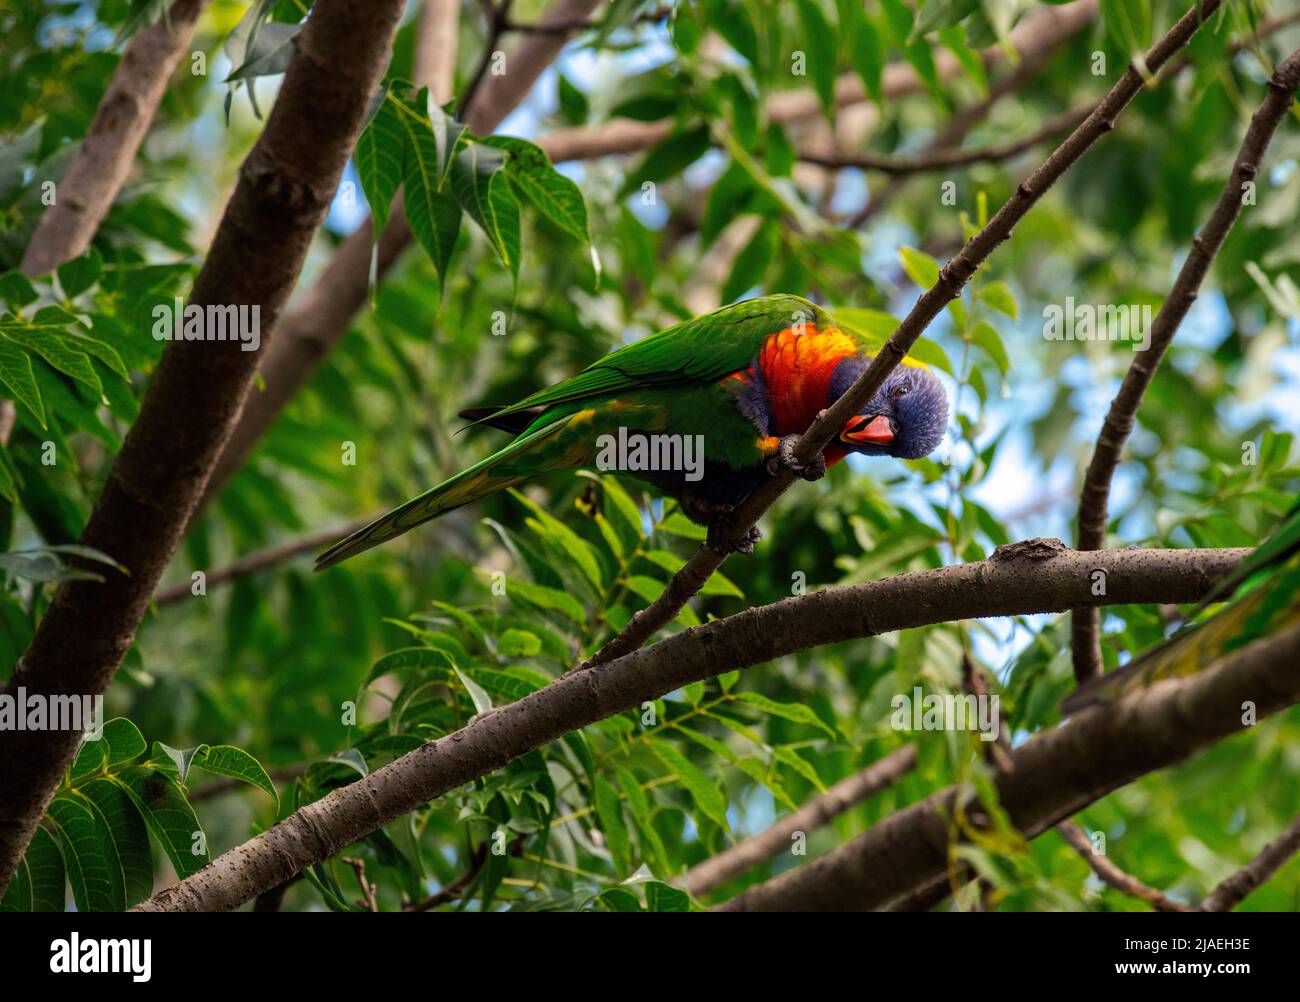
xmin=841 ymin=414 xmax=894 ymax=446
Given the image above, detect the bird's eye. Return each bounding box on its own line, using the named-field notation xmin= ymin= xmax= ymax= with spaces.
xmin=893 ymin=385 xmax=910 ymax=400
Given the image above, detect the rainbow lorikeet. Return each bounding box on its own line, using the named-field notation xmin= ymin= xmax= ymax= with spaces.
xmin=1062 ymin=499 xmax=1300 ymax=714
xmin=315 ymin=294 xmax=948 ymax=571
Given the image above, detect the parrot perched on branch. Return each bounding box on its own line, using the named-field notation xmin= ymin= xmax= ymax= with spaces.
xmin=315 ymin=294 xmax=949 ymax=571
xmin=1062 ymin=500 xmax=1300 ymax=714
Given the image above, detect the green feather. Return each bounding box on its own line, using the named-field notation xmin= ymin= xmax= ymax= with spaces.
xmin=484 ymin=295 xmax=836 ymax=425
xmin=314 ymin=414 xmax=577 ymax=571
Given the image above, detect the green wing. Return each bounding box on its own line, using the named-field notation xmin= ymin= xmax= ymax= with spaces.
xmin=1062 ymin=500 xmax=1300 ymax=714
xmin=484 ymin=294 xmax=832 ymax=424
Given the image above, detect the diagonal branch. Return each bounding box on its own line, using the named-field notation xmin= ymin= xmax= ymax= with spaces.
xmin=19 ymin=0 xmax=212 ymax=277
xmin=679 ymin=745 xmax=917 ymax=898
xmin=0 ymin=0 xmax=407 ymax=897
xmin=132 ymin=541 xmax=1245 ymax=911
xmin=1198 ymin=814 xmax=1300 ymax=912
xmin=714 ymin=620 xmax=1300 ymax=911
xmin=1071 ymin=46 xmax=1300 ymax=684
xmin=580 ymin=0 xmax=1225 ymax=671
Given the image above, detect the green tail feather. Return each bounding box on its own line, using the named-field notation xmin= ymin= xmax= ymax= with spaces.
xmin=314 ymin=414 xmax=575 ymax=571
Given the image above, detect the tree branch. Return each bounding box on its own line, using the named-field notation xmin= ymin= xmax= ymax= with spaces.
xmin=680 ymin=745 xmax=917 ymax=898
xmin=1055 ymin=818 xmax=1190 ymax=912
xmin=153 ymin=521 xmax=370 ymax=607
xmin=714 ymin=620 xmax=1300 ymax=911
xmin=132 ymin=541 xmax=1244 ymax=910
xmin=1199 ymin=814 xmax=1300 ymax=912
xmin=806 ymin=106 xmax=1092 ymax=176
xmin=800 ymin=105 xmax=1092 ymax=176
xmin=1071 ymin=45 xmax=1300 ymax=684
xmin=579 ymin=0 xmax=1223 ymax=672
xmin=19 ymin=0 xmax=212 ymax=277
xmin=0 ymin=0 xmax=407 ymax=897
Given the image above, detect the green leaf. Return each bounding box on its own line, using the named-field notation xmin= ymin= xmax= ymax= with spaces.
xmin=648 ymin=739 xmax=729 ymax=832
xmin=736 ymin=691 xmax=836 ymax=737
xmin=451 ymin=143 xmax=522 ymax=289
xmin=797 ymin=0 xmax=838 ymax=121
xmin=1 ymin=827 xmax=64 ymax=912
xmin=657 ymin=511 xmax=707 ymax=540
xmin=598 ymin=887 xmax=643 ymax=911
xmin=367 ymin=646 xmax=456 ymax=685
xmin=831 ymin=306 xmax=954 ymax=374
xmin=115 ymin=767 xmax=208 ymax=879
xmin=402 ymin=138 xmax=463 ymax=295
xmin=0 ymin=338 xmax=45 ymax=427
xmin=79 ymin=779 xmax=154 ymax=906
xmin=454 ymin=666 xmax=494 ymax=716
xmin=192 ymin=745 xmax=279 ymax=806
xmin=484 ymin=136 xmax=591 ymax=245
xmin=152 ymin=741 xmax=207 ymax=784
xmin=977 ymin=280 xmax=1019 ymax=319
xmin=57 ymin=247 xmax=103 ymax=299
xmin=772 ymin=745 xmax=827 ymax=793
xmin=498 ymin=627 xmax=542 ymax=658
xmin=504 ymin=576 xmax=587 ymax=624
xmin=47 ymin=794 xmax=120 ymax=911
xmin=594 ymin=778 xmax=632 ymax=876
xmin=625 ymin=126 xmax=711 ymax=195
xmin=970 ymin=320 xmax=1010 ymax=375
xmin=722 ymin=220 xmax=778 ymax=303
xmin=899 ymin=245 xmax=942 ymax=289
xmin=4 ymin=327 xmax=102 ymax=397
xmin=355 ymin=91 xmax=405 ymax=234
xmin=645 ymin=880 xmax=691 ymax=912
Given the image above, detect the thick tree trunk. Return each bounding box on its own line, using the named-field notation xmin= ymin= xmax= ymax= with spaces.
xmin=0 ymin=0 xmax=406 ymax=896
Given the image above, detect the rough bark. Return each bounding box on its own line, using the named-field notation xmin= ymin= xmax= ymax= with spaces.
xmin=19 ymin=0 xmax=212 ymax=277
xmin=716 ymin=621 xmax=1300 ymax=911
xmin=580 ymin=0 xmax=1223 ymax=671
xmin=1071 ymin=46 xmax=1300 ymax=683
xmin=133 ymin=541 xmax=1244 ymax=911
xmin=0 ymin=0 xmax=406 ymax=896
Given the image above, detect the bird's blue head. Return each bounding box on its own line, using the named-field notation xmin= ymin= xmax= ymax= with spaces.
xmin=833 ymin=364 xmax=949 ymax=460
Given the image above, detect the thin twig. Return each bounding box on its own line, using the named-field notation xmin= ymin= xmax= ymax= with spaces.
xmin=459 ymin=0 xmax=515 ymax=119
xmin=804 ymin=105 xmax=1092 ymax=176
xmin=154 ymin=521 xmax=371 ymax=607
xmin=342 ymin=856 xmax=379 ymax=911
xmin=1199 ymin=814 xmax=1300 ymax=912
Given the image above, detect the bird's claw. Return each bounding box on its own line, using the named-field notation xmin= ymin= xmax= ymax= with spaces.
xmin=767 ymin=434 xmax=826 ymax=481
xmin=705 ymin=518 xmax=762 ymax=556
